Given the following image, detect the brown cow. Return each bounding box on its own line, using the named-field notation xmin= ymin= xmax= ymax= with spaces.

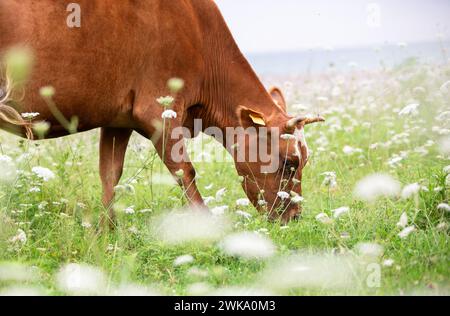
xmin=0 ymin=0 xmax=323 ymax=225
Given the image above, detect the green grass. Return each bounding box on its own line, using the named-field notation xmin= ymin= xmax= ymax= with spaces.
xmin=0 ymin=60 xmax=449 ymax=296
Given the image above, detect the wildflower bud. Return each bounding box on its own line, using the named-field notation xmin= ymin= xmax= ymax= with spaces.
xmin=32 ymin=121 xmax=50 ymax=138
xmin=156 ymin=96 xmax=175 ymax=107
xmin=39 ymin=86 xmax=55 ymax=98
xmin=4 ymin=47 xmax=34 ymax=83
xmin=175 ymin=169 xmax=184 ymax=178
xmin=167 ymin=78 xmax=185 ymax=94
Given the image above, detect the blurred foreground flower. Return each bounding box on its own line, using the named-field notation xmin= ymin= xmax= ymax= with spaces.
xmin=398 ymin=226 xmax=416 ymax=239
xmin=355 ymin=242 xmax=384 ymax=259
xmin=152 ymin=210 xmax=230 ymax=245
xmin=56 ymin=263 xmax=107 ymax=295
xmin=331 ymin=206 xmax=350 ymax=219
xmin=401 ymin=183 xmax=421 ymax=199
xmin=167 ymin=78 xmax=185 ymax=94
xmin=174 ymin=255 xmax=194 ymax=267
xmin=10 ymin=229 xmax=27 ymax=245
xmin=0 ymin=263 xmax=37 ymax=282
xmin=220 ymin=232 xmax=276 ymax=260
xmin=32 ymin=166 xmax=55 ymax=181
xmin=3 ymin=46 xmax=34 ymax=83
xmin=354 ymin=174 xmax=401 ymax=202
xmin=260 ymin=254 xmax=358 ymax=291
xmin=0 ymin=155 xmax=17 ymax=184
xmin=397 ymin=212 xmax=409 ymax=228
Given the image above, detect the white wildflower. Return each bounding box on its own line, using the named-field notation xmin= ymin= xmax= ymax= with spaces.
xmin=128 ymin=226 xmax=139 ymax=234
xmin=291 ymin=195 xmax=304 ymax=204
xmin=277 ymin=191 xmax=290 ymax=200
xmin=29 ymin=187 xmax=41 ymax=193
xmin=397 ymin=212 xmax=408 ymax=228
xmin=203 ymin=196 xmax=215 ymax=205
xmin=331 ymin=206 xmax=350 ymax=219
xmin=260 ymin=254 xmax=357 ymax=291
xmin=342 ymin=145 xmax=360 ymax=155
xmin=355 ymin=242 xmax=384 ymax=258
xmin=258 ymin=200 xmax=267 ymax=206
xmin=210 ymin=205 xmax=228 ymax=216
xmin=0 ymin=263 xmax=37 ymax=282
xmin=236 ymin=210 xmax=252 ymax=220
xmin=81 ymin=221 xmax=92 ymax=229
xmin=401 ymin=183 xmax=421 ymax=199
xmin=398 ymin=226 xmax=416 ymax=239
xmin=398 ymin=103 xmax=420 ymax=116
xmin=315 ymin=213 xmax=332 ymax=224
xmin=153 ymin=210 xmax=230 ymax=245
xmin=161 ymin=109 xmax=177 ymax=119
xmin=215 ymin=188 xmax=227 ymax=202
xmin=354 ymin=174 xmax=401 ymax=202
xmin=0 ymin=155 xmax=17 ymax=184
xmin=321 ymin=172 xmax=337 ymax=188
xmin=443 ymin=165 xmax=450 ymax=174
xmin=173 ymin=255 xmax=194 ymax=267
xmin=439 ymin=137 xmax=450 ymax=155
xmin=124 ymin=206 xmax=135 ymax=215
xmin=437 ymin=203 xmax=450 ymax=213
xmin=10 ymin=229 xmax=27 ymax=245
xmin=383 ymin=259 xmax=395 ymax=267
xmin=56 ymin=264 xmax=107 ymax=295
xmin=32 ymin=166 xmax=55 ymax=181
xmin=440 ymin=80 xmax=450 ymax=94
xmin=437 ymin=222 xmax=448 ymax=231
xmin=220 ymin=232 xmax=276 ymax=260
xmin=21 ymin=112 xmax=40 ymax=119
xmin=236 ymin=198 xmax=250 ymax=207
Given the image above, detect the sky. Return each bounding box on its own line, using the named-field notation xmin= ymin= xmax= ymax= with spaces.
xmin=215 ymin=0 xmax=450 ymax=54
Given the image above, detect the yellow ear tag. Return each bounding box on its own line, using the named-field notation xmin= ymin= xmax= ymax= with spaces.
xmin=249 ymin=113 xmax=266 ymax=126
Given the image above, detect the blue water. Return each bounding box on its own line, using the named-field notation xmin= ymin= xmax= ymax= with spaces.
xmin=246 ymin=41 xmax=449 ymax=76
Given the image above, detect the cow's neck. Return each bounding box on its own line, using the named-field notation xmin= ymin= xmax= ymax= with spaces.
xmin=202 ymin=54 xmax=273 ymax=130
xmin=198 ymin=14 xmax=282 ymax=131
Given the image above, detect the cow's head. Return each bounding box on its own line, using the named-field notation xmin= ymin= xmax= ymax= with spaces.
xmin=233 ymin=87 xmax=324 ymax=223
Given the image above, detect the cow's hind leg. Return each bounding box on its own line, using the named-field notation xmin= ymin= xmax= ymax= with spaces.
xmin=99 ymin=127 xmax=133 ymax=229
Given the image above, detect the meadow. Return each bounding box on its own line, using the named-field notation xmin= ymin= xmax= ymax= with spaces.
xmin=0 ymin=56 xmax=449 ymax=296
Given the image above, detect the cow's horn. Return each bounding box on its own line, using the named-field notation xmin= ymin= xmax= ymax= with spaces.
xmin=286 ymin=115 xmax=325 ymax=129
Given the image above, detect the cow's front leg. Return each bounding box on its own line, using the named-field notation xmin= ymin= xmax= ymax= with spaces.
xmin=99 ymin=127 xmax=133 ymax=228
xmin=156 ymin=125 xmax=205 ymax=209
xmin=136 ymin=110 xmax=205 ymax=209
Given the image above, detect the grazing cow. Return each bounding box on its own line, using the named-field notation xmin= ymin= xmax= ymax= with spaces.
xmin=0 ymin=0 xmax=323 ymax=225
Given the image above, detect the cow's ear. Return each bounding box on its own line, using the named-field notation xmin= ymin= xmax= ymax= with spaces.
xmin=269 ymin=87 xmax=287 ymax=112
xmin=237 ymin=106 xmax=267 ymax=127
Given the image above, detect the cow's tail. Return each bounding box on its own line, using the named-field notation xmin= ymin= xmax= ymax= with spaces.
xmin=0 ymin=70 xmax=33 ymax=139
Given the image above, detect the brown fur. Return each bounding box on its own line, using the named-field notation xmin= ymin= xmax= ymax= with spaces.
xmin=0 ymin=0 xmax=315 ymax=225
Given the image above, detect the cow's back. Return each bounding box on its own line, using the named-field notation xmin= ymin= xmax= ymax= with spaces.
xmin=0 ymin=0 xmax=209 ymax=131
